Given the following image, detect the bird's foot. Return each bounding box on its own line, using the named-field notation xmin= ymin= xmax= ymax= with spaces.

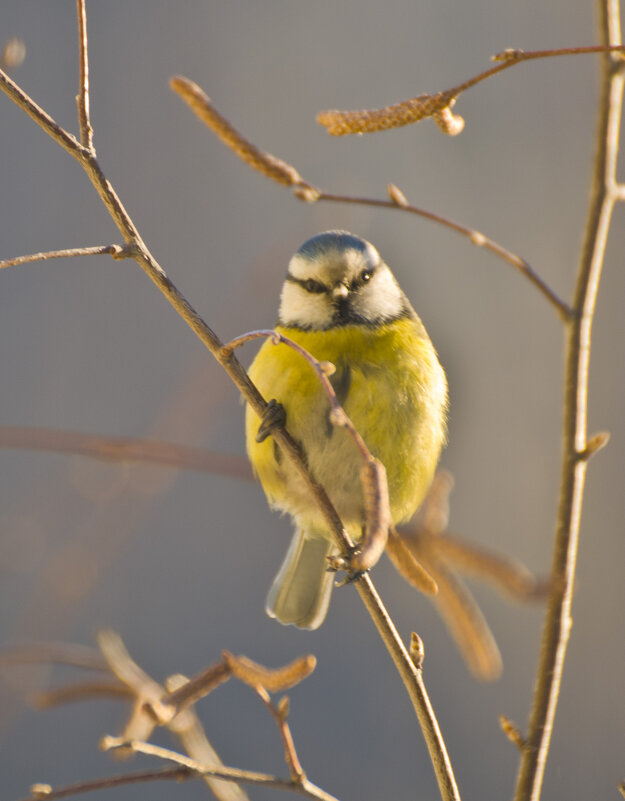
xmin=256 ymin=398 xmax=286 ymax=443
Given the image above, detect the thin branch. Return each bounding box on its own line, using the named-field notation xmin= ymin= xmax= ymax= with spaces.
xmin=18 ymin=767 xmax=193 ymax=801
xmin=0 ymin=245 xmax=128 ymax=271
xmin=92 ymin=632 xmax=253 ymax=801
xmin=166 ymin=702 xmax=252 ymax=801
xmin=0 ymin=67 xmax=88 ymax=159
xmin=513 ymin=5 xmax=623 ymax=800
xmin=0 ymin=424 xmax=253 ymax=481
xmin=102 ymin=737 xmax=340 ymax=801
xmin=254 ymin=686 xmax=306 ymax=783
xmin=320 ymin=189 xmax=572 ymax=320
xmin=75 ymin=0 xmax=93 ymax=150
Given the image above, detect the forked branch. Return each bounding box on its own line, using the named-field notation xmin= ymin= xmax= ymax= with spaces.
xmin=0 ymin=5 xmax=460 ymax=800
xmin=513 ymin=4 xmax=623 ymax=799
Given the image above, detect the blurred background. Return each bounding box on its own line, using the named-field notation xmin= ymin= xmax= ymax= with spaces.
xmin=0 ymin=1 xmax=623 ymax=799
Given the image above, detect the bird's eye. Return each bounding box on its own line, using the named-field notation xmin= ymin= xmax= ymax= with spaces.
xmin=302 ymin=278 xmax=326 ymax=294
xmin=360 ymin=269 xmax=373 ymax=283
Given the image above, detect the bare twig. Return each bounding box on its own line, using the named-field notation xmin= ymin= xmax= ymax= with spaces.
xmin=254 ymin=686 xmax=306 ymax=782
xmin=320 ymin=189 xmax=572 ymax=321
xmin=0 ymin=425 xmax=253 ymax=480
xmin=102 ymin=737 xmax=340 ymax=801
xmin=17 ymin=767 xmax=193 ymax=801
xmin=93 ymin=633 xmax=252 ymax=800
xmin=513 ymin=5 xmax=624 ymax=800
xmin=0 ymin=245 xmax=128 ymax=271
xmin=75 ymin=0 xmax=93 ymax=150
xmin=0 ymin=68 xmax=87 ymax=158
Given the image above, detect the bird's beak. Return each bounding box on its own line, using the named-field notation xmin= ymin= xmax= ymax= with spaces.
xmin=332 ymin=283 xmax=349 ymax=301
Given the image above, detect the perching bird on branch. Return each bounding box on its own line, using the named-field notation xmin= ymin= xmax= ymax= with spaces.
xmin=246 ymin=231 xmax=448 ymax=629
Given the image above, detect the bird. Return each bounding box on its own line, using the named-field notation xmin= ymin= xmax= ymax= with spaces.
xmin=245 ymin=230 xmax=448 ymax=629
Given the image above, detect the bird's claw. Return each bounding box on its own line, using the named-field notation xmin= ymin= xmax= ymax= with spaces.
xmin=256 ymin=399 xmax=286 ymax=443
xmin=327 ymin=546 xmax=367 ymax=586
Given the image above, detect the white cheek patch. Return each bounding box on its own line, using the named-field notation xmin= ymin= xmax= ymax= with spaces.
xmin=351 ymin=266 xmax=405 ymax=322
xmin=279 ymin=281 xmax=334 ymax=328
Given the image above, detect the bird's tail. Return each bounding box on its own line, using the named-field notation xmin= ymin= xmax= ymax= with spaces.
xmin=266 ymin=528 xmax=338 ymax=630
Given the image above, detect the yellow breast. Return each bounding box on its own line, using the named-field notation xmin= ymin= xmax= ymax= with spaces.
xmin=245 ymin=317 xmax=447 ymax=533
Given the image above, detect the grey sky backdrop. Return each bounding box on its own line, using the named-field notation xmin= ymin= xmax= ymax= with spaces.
xmin=1 ymin=2 xmax=624 ymax=800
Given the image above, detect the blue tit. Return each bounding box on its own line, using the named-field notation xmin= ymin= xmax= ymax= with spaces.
xmin=246 ymin=230 xmax=448 ymax=629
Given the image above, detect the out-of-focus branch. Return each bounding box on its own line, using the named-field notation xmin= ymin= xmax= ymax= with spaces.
xmin=395 ymin=471 xmax=548 ymax=682
xmin=18 ymin=767 xmax=193 ymax=801
xmin=102 ymin=738 xmax=340 ymax=801
xmin=12 ymin=633 xmax=334 ymax=801
xmin=0 ymin=425 xmax=253 ymax=481
xmin=513 ymin=4 xmax=623 ymax=800
xmin=0 ymin=642 xmax=107 ymax=671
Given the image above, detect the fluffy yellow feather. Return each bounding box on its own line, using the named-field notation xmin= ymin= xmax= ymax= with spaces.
xmin=246 ymin=231 xmax=447 ymax=629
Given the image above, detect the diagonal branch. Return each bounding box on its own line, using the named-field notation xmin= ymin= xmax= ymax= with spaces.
xmin=102 ymin=738 xmax=340 ymax=801
xmin=0 ymin=9 xmax=462 ymax=800
xmin=0 ymin=67 xmax=87 ymax=158
xmin=320 ymin=188 xmax=572 ymax=320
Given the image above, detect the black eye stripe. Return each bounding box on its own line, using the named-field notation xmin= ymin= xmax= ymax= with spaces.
xmin=287 ymin=265 xmax=375 ymax=295
xmin=287 ymin=275 xmax=328 ymax=294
